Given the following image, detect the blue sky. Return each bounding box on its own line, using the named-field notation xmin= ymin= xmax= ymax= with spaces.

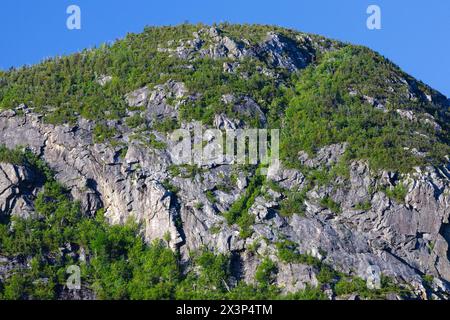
xmin=0 ymin=0 xmax=449 ymax=96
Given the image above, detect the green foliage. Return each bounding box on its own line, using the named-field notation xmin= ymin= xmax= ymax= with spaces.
xmin=265 ymin=179 xmax=284 ymax=194
xmin=0 ymin=173 xmax=408 ymax=300
xmin=125 ymin=114 xmax=145 ymax=128
xmin=209 ymin=225 xmax=221 ymax=235
xmin=0 ymin=145 xmax=30 ymax=165
xmin=194 ymin=202 xmax=204 ymax=210
xmin=0 ymin=147 xmax=339 ymax=300
xmin=168 ymin=164 xmax=182 ymax=177
xmin=118 ymin=146 xmax=128 ymax=159
xmin=175 ymin=250 xmax=260 ymax=300
xmin=216 ymin=184 xmax=232 ymax=193
xmin=0 ymin=145 xmax=53 ymax=181
xmin=176 ymin=54 xmax=290 ymax=127
xmin=152 ymin=118 xmax=179 ymax=133
xmin=147 ymin=133 xmax=167 ymax=150
xmin=354 ymin=200 xmax=372 ymax=211
xmin=127 ymin=240 xmax=180 ymax=300
xmin=1 ymin=274 xmax=28 ymax=300
xmin=298 ymin=160 xmax=351 ymax=193
xmin=255 ymin=258 xmax=277 ymax=287
xmin=0 ymin=24 xmax=205 ymax=123
xmin=384 ymin=183 xmax=407 ymax=203
xmin=0 ymin=181 xmax=81 ymax=299
xmin=0 ymin=145 xmax=182 ymax=300
xmin=162 ymin=179 xmax=180 ymax=195
xmin=276 ymin=240 xmax=321 ymax=267
xmin=319 ymin=196 xmax=342 ymax=214
xmin=93 ymin=123 xmax=117 ymax=144
xmin=334 ymin=275 xmax=407 ymax=299
xmin=195 ymin=251 xmax=230 ymax=291
xmin=0 ymin=24 xmax=447 ymax=176
xmin=0 ymin=24 xmax=445 ymax=301
xmin=284 ymin=285 xmax=328 ymax=300
xmin=4 ymin=147 xmax=48 ymax=174
xmin=422 ymin=275 xmax=434 ymax=287
xmin=224 ymin=172 xmax=264 ymax=238
xmin=316 ymin=264 xmax=339 ymax=285
xmin=0 ymin=183 xmax=182 ymax=300
xmin=168 ymin=164 xmax=206 ymax=179
xmin=130 ymin=132 xmax=166 ymax=150
xmin=279 ymin=189 xmax=307 ymax=217
xmin=334 ymin=277 xmax=368 ymax=296
xmin=205 ymin=190 xmax=216 ymax=204
xmin=282 ymin=46 xmax=450 ymax=173
xmin=224 ymin=173 xmax=264 ymax=224
xmin=0 ymin=24 xmax=296 ymax=130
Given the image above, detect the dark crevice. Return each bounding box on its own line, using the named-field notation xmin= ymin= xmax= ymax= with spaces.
xmin=229 ymin=251 xmax=244 ymax=283
xmin=85 ymin=178 xmax=104 ymax=216
xmin=439 ymin=222 xmax=450 ymax=263
xmin=169 ymin=190 xmax=186 ymax=250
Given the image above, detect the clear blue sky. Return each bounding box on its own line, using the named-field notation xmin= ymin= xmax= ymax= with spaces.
xmin=1 ymin=0 xmax=449 ymax=96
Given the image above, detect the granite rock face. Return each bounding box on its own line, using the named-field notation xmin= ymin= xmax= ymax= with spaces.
xmin=158 ymin=26 xmax=331 ymax=73
xmin=0 ymin=108 xmax=449 ymax=299
xmin=0 ymin=162 xmax=36 ymax=219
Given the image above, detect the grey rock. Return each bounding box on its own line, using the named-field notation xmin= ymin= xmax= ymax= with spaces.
xmin=298 ymin=143 xmax=347 ymax=168
xmin=267 ymin=164 xmax=305 ymax=190
xmin=214 ymin=114 xmax=239 ymax=130
xmin=96 ymin=75 xmax=112 ymax=86
xmin=0 ymin=162 xmax=36 ymax=219
xmin=276 ymin=263 xmax=319 ymax=293
xmin=125 ymin=86 xmax=150 ymax=107
xmin=232 ymin=97 xmax=267 ymax=126
xmin=255 ymin=32 xmax=313 ymax=71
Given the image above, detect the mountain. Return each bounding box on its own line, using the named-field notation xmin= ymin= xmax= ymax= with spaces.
xmin=0 ymin=23 xmax=449 ymax=300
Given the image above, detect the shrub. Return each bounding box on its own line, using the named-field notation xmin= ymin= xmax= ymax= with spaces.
xmin=384 ymin=183 xmax=407 ymax=203
xmin=224 ymin=173 xmax=264 ymax=238
xmin=255 ymin=258 xmax=277 ymax=287
xmin=285 ymin=285 xmax=328 ymax=300
xmin=276 ymin=240 xmax=321 ymax=267
xmin=205 ymin=190 xmax=216 ymax=204
xmin=279 ymin=190 xmax=307 ymax=217
xmin=334 ymin=277 xmax=367 ymax=296
xmin=93 ymin=123 xmax=117 ymax=143
xmin=319 ymin=196 xmax=342 ymax=214
xmin=153 ymin=118 xmax=179 ymax=133
xmin=125 ymin=114 xmax=145 ymax=128
xmin=354 ymin=200 xmax=372 ymax=211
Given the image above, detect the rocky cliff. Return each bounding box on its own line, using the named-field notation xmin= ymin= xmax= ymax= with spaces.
xmin=0 ymin=24 xmax=449 ymax=300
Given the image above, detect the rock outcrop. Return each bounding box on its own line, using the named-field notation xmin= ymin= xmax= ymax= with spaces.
xmin=1 ymin=106 xmax=449 ymax=299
